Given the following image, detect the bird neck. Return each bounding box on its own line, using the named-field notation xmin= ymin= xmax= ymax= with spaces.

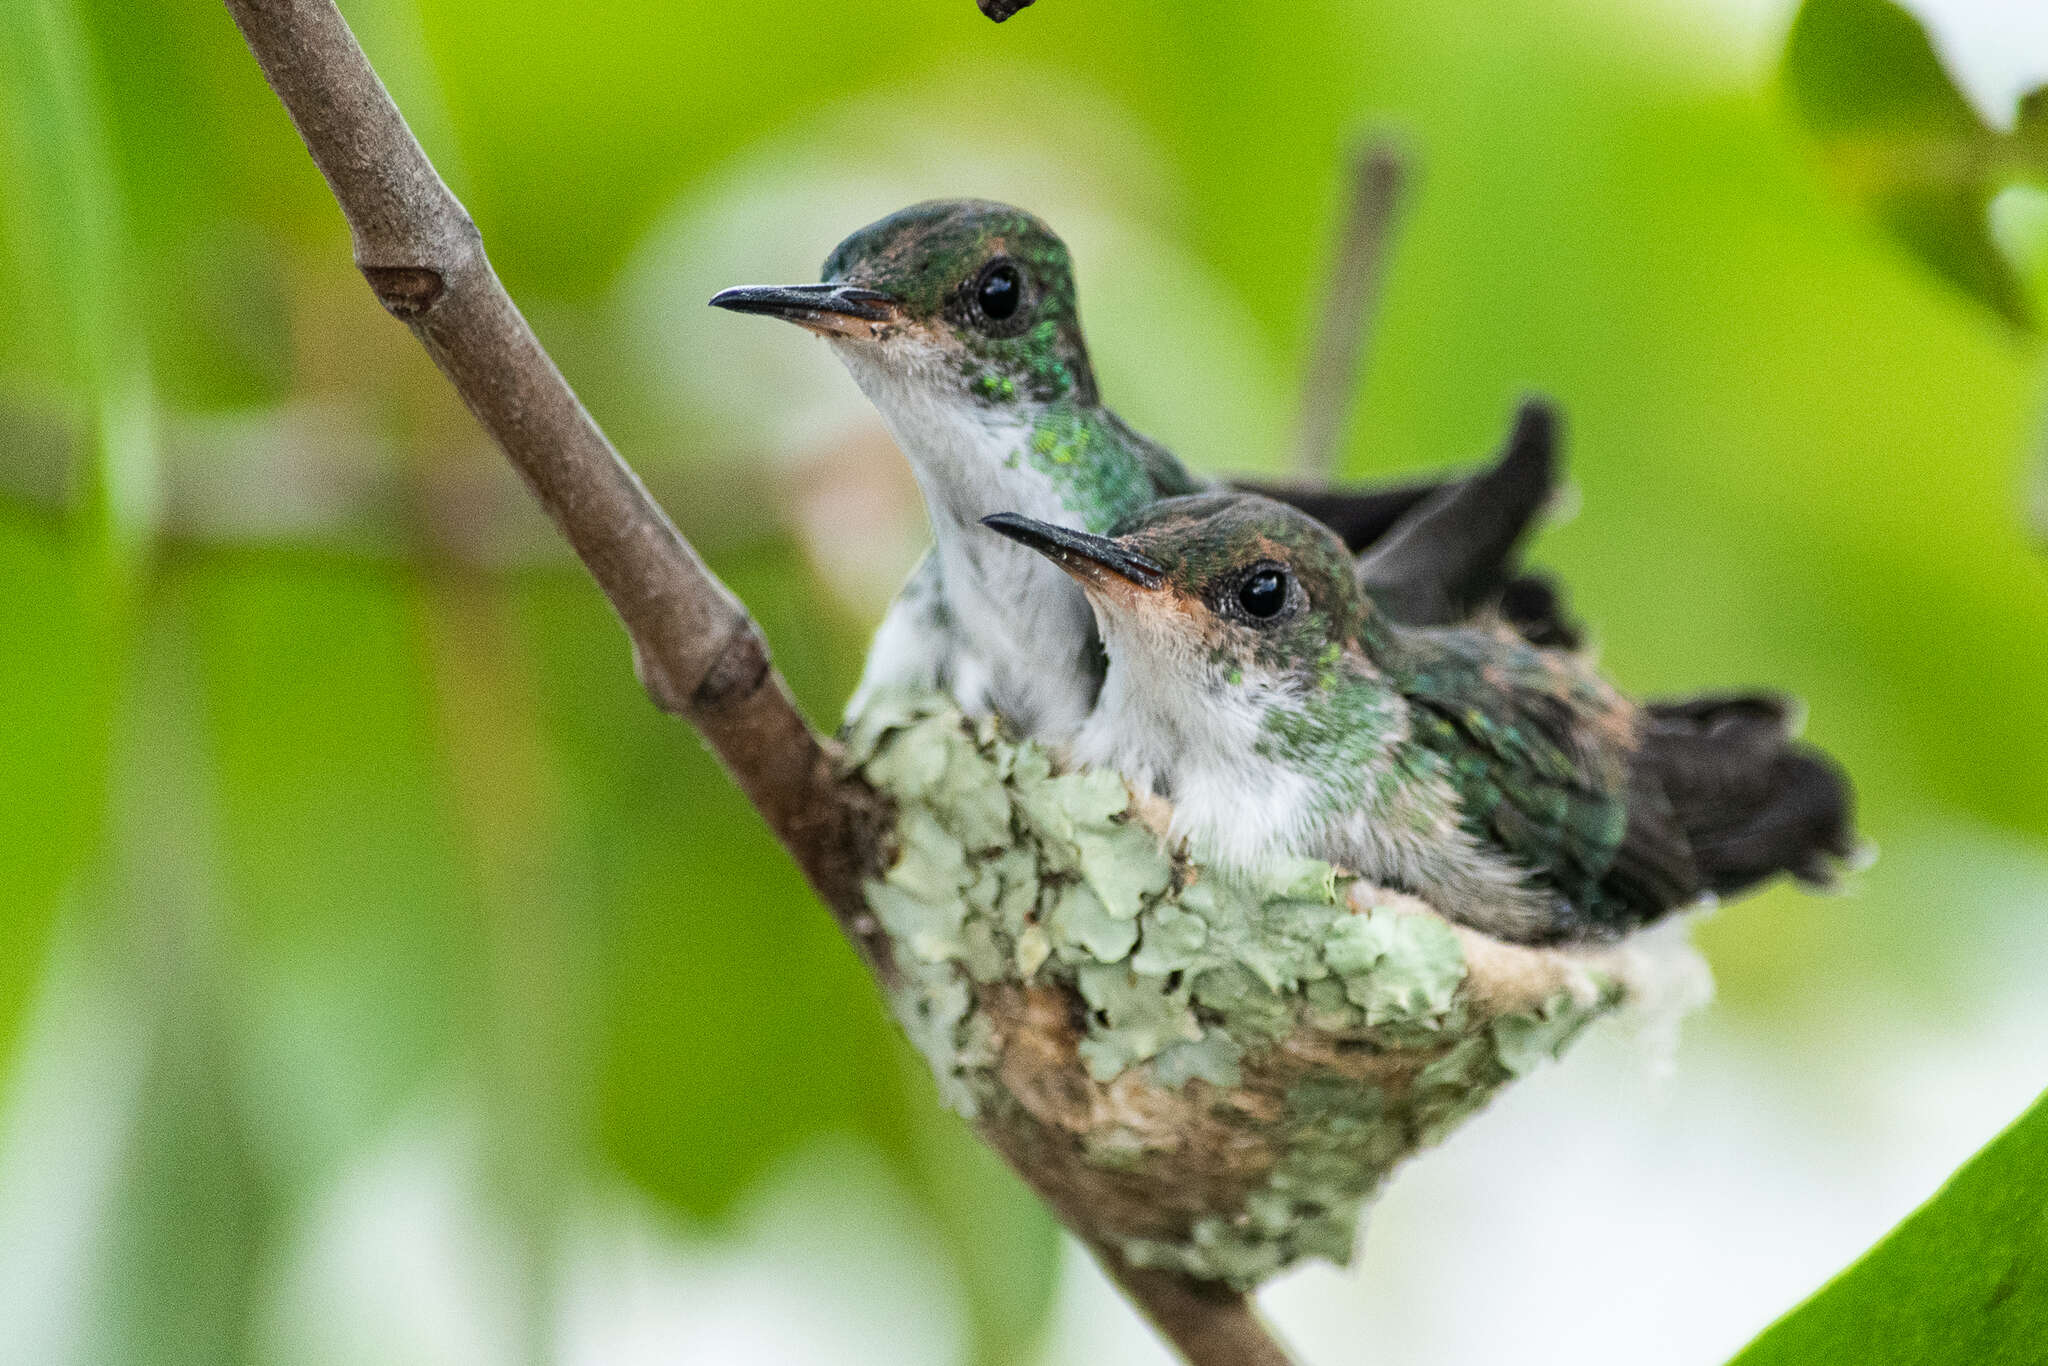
xmin=1072 ymin=639 xmax=1409 ymax=870
xmin=840 ymin=351 xmax=1181 ymax=737
xmin=838 ymin=345 xmax=1163 ymax=529
xmin=1249 ymin=658 xmax=1409 ymax=817
xmin=847 ymin=349 xmax=1170 ymax=608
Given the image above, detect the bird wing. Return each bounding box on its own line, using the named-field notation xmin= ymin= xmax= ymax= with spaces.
xmin=1399 ymin=634 xmax=1700 ymax=937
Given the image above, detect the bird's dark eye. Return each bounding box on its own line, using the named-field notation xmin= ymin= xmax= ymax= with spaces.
xmin=1237 ymin=567 xmax=1290 ymax=620
xmin=975 ymin=262 xmax=1022 ymax=321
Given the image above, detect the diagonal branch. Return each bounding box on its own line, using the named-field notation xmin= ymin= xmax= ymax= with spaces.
xmin=1094 ymin=1245 xmax=1296 ymax=1366
xmin=217 ymin=3 xmax=1291 ymax=1363
xmin=1296 ymin=137 xmax=1412 ymax=480
xmin=218 ymin=0 xmax=890 ymax=978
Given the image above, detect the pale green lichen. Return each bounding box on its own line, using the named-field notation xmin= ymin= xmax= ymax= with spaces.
xmin=1325 ymin=905 xmax=1468 ymax=1032
xmin=846 ymin=689 xmax=1626 ymax=1290
xmin=1126 ymin=1074 xmax=1412 ymax=1284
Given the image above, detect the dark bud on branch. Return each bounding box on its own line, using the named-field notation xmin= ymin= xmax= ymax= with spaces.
xmin=362 ymin=266 xmax=446 ymax=319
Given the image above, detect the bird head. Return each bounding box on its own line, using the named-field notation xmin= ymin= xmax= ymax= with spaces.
xmin=711 ymin=198 xmax=1098 ymax=410
xmin=983 ymin=493 xmax=1377 ymax=700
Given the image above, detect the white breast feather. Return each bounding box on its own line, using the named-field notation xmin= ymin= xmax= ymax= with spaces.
xmin=1077 ymin=634 xmax=1552 ymax=937
xmin=836 ymin=339 xmax=1104 ymax=740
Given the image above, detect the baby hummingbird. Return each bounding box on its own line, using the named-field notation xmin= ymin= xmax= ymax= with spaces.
xmin=985 ymin=494 xmax=1858 ymax=943
xmin=712 ymin=199 xmax=1571 ymax=741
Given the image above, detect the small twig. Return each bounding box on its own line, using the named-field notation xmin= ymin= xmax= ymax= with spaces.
xmin=1099 ymin=1248 xmax=1296 ymax=1366
xmin=1296 ymin=138 xmax=1412 ymax=480
xmin=217 ymin=4 xmax=1293 ymax=1363
xmin=969 ymin=1093 xmax=1302 ymax=1366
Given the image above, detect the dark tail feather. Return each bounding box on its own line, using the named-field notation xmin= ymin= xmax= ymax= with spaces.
xmin=1640 ymin=693 xmax=1858 ymax=900
xmin=1234 ymin=398 xmax=1578 ymax=647
xmin=1497 ymin=571 xmax=1583 ymax=652
xmin=1352 ymin=398 xmax=1557 ymax=627
xmin=1233 ymin=395 xmax=1555 ymax=560
xmin=1228 ymin=477 xmax=1440 ymax=555
xmin=1243 ymin=475 xmax=1583 ymax=647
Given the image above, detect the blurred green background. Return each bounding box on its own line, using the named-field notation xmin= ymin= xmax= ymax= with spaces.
xmin=1 ymin=1 xmax=2045 ymax=1363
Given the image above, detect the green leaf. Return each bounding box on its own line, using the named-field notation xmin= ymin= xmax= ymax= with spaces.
xmin=2031 ymin=434 xmax=2048 ymax=548
xmin=1784 ymin=0 xmax=1982 ymax=140
xmin=1782 ymin=0 xmax=2048 ymax=328
xmin=0 ymin=0 xmax=159 ymax=561
xmin=0 ymin=515 xmax=118 ymax=1088
xmin=1729 ymin=1088 xmax=2048 ymax=1365
xmin=56 ymin=599 xmax=270 ymax=1366
xmin=188 ymin=556 xmax=475 ymax=1177
xmin=2017 ymin=85 xmax=2048 ymax=162
xmin=0 ymin=0 xmax=154 ymax=1085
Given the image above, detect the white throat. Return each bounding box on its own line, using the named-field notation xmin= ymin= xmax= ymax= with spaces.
xmin=834 ymin=339 xmax=1102 ymax=739
xmin=1072 ymin=630 xmax=1323 ymax=871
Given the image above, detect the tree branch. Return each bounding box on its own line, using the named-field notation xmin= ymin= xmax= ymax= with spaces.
xmin=1101 ymin=1252 xmax=1297 ymax=1366
xmin=1296 ymin=137 xmax=1412 ymax=480
xmin=219 ymin=0 xmax=891 ymax=977
xmin=217 ymin=3 xmax=1293 ymax=1362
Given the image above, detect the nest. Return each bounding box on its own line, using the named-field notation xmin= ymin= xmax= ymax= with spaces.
xmin=846 ymin=690 xmax=1703 ymax=1291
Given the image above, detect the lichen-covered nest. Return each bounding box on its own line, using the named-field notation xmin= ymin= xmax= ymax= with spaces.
xmin=846 ymin=690 xmax=1702 ymax=1291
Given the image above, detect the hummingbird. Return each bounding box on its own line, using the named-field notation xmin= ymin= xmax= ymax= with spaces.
xmin=711 ymin=199 xmax=1574 ymax=742
xmin=983 ymin=494 xmax=1857 ymax=944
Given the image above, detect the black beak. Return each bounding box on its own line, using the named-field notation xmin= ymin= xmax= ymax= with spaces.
xmin=708 ymin=282 xmax=901 ymax=335
xmin=981 ymin=513 xmax=1166 ymax=590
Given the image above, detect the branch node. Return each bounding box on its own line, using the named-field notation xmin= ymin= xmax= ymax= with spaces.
xmin=627 ymin=639 xmax=685 ymax=716
xmin=362 ymin=265 xmax=447 ymax=319
xmin=690 ymin=621 xmax=774 ymax=713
